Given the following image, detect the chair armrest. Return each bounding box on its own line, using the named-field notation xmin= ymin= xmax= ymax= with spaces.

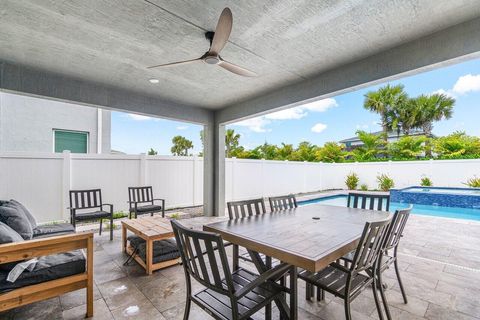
xmin=101 ymin=204 xmax=114 ymax=213
xmin=234 ymin=262 xmax=291 ymax=299
xmin=152 ymin=199 xmax=165 ymax=204
xmin=0 ymin=232 xmax=94 ymax=265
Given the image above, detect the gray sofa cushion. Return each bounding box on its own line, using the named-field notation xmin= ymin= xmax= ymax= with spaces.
xmin=0 ymin=222 xmax=25 ymax=271
xmin=10 ymin=200 xmax=37 ymax=229
xmin=0 ymin=201 xmax=33 ymax=240
xmin=0 ymin=221 xmax=24 ymax=244
xmin=0 ymin=250 xmax=86 ymax=293
xmin=127 ymin=236 xmax=180 ymax=264
xmin=33 ymin=223 xmax=75 ymax=238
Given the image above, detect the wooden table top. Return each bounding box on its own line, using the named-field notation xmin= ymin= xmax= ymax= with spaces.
xmin=204 ymin=204 xmax=391 ymax=272
xmin=121 ymin=216 xmax=174 ymax=240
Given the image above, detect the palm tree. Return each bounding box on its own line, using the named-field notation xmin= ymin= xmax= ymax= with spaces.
xmin=225 ymin=129 xmax=240 ymax=158
xmin=412 ymin=93 xmax=455 ymax=157
xmin=171 ymin=136 xmax=194 ymax=156
xmin=363 ymin=84 xmax=408 ymax=140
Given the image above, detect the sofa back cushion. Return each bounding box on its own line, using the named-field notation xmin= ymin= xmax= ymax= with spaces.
xmin=9 ymin=200 xmax=37 ymax=229
xmin=0 ymin=221 xmax=24 ymax=244
xmin=0 ymin=202 xmax=33 ymax=240
xmin=0 ymin=222 xmax=25 ymax=271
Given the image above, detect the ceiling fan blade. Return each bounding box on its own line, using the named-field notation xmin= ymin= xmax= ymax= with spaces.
xmin=209 ymin=8 xmax=232 ymax=55
xmin=147 ymin=58 xmax=201 ymax=69
xmin=218 ymin=60 xmax=257 ymax=77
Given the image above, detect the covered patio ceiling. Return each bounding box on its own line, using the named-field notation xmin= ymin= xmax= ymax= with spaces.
xmin=1 ymin=0 xmax=480 ymax=215
xmin=1 ymin=0 xmax=480 ymax=124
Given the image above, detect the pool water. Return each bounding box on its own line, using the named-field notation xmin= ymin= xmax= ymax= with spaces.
xmin=403 ymin=187 xmax=480 ymax=196
xmin=299 ymin=195 xmax=480 ymax=221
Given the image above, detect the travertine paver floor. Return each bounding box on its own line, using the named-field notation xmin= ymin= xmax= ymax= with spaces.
xmin=1 ymin=213 xmax=480 ymax=320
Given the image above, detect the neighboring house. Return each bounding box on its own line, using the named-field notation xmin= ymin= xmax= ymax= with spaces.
xmin=0 ymin=92 xmax=110 ymax=153
xmin=339 ymin=129 xmax=431 ymax=151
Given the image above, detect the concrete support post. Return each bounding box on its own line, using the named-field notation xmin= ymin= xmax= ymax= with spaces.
xmin=62 ymin=150 xmax=71 ymax=222
xmin=203 ymin=121 xmax=225 ymax=216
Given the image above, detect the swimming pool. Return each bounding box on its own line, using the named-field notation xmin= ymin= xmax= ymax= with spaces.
xmin=298 ymin=195 xmax=480 ymax=221
xmin=391 ymin=186 xmax=480 ymax=209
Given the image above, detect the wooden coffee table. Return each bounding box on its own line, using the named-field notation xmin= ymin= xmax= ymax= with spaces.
xmin=121 ymin=216 xmax=179 ymax=274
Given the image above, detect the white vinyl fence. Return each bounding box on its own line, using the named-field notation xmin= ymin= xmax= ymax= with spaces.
xmin=1 ymin=152 xmax=479 ymax=222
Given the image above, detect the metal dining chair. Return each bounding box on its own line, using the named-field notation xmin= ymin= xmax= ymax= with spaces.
xmin=299 ymin=218 xmax=392 ymax=320
xmin=268 ymin=194 xmax=298 ymax=212
xmin=171 ymin=219 xmax=291 ymax=320
xmin=226 ymin=198 xmax=269 ymax=270
xmin=127 ymin=186 xmax=165 ymax=219
xmin=347 ymin=192 xmax=390 ymax=211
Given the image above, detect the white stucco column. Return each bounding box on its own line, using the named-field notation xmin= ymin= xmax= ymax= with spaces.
xmin=203 ymin=120 xmax=225 ymax=217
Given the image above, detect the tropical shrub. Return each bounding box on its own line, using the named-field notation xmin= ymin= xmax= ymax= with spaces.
xmin=351 ymin=131 xmax=386 ymax=161
xmin=345 ymin=172 xmax=359 ymax=190
xmin=360 ymin=184 xmax=368 ymax=191
xmin=420 ymin=177 xmax=433 ymax=187
xmin=387 ymin=136 xmax=426 ymax=160
xmin=315 ymin=142 xmax=346 ymax=163
xmin=464 ymin=176 xmax=480 ymax=188
xmin=377 ymin=174 xmax=395 ymax=191
xmin=433 ymin=132 xmax=480 ymax=159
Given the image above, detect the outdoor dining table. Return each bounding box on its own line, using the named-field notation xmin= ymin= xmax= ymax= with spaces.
xmin=204 ymin=203 xmax=391 ymax=320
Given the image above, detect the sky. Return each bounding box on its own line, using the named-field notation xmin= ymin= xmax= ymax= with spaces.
xmin=111 ymin=58 xmax=480 ymax=154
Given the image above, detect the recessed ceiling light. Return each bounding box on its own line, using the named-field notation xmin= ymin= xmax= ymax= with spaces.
xmin=149 ymin=78 xmax=159 ymax=84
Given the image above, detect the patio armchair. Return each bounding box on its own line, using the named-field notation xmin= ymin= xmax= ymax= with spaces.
xmin=268 ymin=194 xmax=298 ymax=211
xmin=298 ymin=218 xmax=392 ymax=320
xmin=69 ymin=189 xmax=114 ymax=240
xmin=0 ymin=232 xmax=94 ymax=317
xmin=127 ymin=186 xmax=165 ymax=219
xmin=171 ymin=219 xmax=291 ymax=320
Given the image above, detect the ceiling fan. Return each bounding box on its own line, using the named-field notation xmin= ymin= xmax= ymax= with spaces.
xmin=147 ymin=8 xmax=256 ymax=77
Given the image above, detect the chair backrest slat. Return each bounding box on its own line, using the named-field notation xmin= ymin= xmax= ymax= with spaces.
xmin=347 ymin=192 xmax=390 ymax=212
xmin=350 ymin=218 xmax=391 ymax=273
xmin=69 ymin=189 xmax=102 ymax=210
xmin=171 ymin=220 xmax=234 ymax=296
xmin=268 ymin=194 xmax=298 ymax=212
xmin=227 ymin=198 xmax=266 ymax=219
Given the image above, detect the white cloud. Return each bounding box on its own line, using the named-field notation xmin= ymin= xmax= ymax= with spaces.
xmin=176 ymin=126 xmax=189 ymax=130
xmin=302 ymin=98 xmax=338 ymax=112
xmin=127 ymin=114 xmax=153 ymax=121
xmin=265 ymin=107 xmax=307 ymax=120
xmin=452 ymin=74 xmax=480 ymax=94
xmin=311 ymin=123 xmax=327 ymax=133
xmin=264 ymin=98 xmax=338 ymax=120
xmin=432 ymin=89 xmax=456 ymax=98
xmin=232 ymin=98 xmax=337 ymax=132
xmin=234 ymin=117 xmax=271 ymax=133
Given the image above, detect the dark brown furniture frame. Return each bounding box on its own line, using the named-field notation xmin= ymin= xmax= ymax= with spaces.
xmin=0 ymin=232 xmax=94 ymax=317
xmin=127 ymin=186 xmax=165 ymax=219
xmin=171 ymin=220 xmax=292 ymax=320
xmin=347 ymin=192 xmax=390 ymax=211
xmin=269 ymin=194 xmax=298 ymax=211
xmin=69 ymin=189 xmax=114 ymax=240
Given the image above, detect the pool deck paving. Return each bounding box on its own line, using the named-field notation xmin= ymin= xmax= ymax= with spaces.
xmin=1 ymin=205 xmax=480 ymax=319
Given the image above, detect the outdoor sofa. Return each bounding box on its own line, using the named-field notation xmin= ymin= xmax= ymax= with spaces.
xmin=0 ymin=200 xmax=93 ymax=317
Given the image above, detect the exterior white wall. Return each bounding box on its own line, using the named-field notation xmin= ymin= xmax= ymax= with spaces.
xmin=0 ymin=92 xmax=111 ymax=153
xmin=0 ymin=153 xmax=479 ymax=223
